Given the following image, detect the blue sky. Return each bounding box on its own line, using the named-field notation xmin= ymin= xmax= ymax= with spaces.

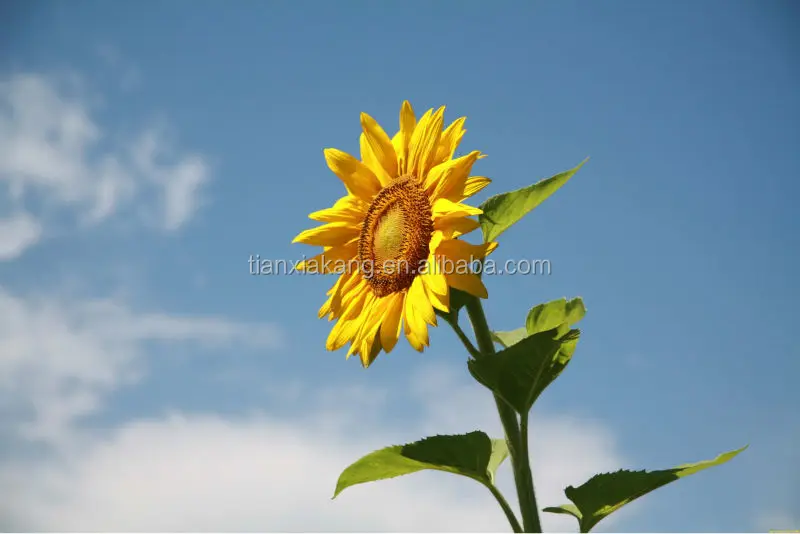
xmin=1 ymin=0 xmax=797 ymax=531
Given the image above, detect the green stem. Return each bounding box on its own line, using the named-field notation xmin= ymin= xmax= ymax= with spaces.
xmin=465 ymin=297 xmax=542 ymax=533
xmin=447 ymin=318 xmax=482 ymax=359
xmin=519 ymin=412 xmax=541 ymax=532
xmin=483 ymin=481 xmax=524 ymax=533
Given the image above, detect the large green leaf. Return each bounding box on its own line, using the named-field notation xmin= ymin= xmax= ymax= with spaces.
xmin=491 ymin=327 xmax=528 ymax=349
xmin=543 ymin=446 xmax=749 ymax=532
xmin=479 ymin=158 xmax=588 ymax=243
xmin=526 ymin=297 xmax=586 ymax=335
xmin=488 ymin=297 xmax=585 ymax=403
xmin=333 ymin=431 xmax=509 ymax=498
xmin=467 ymin=329 xmax=565 ymax=414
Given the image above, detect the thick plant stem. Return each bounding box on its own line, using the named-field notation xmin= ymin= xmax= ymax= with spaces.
xmin=519 ymin=412 xmax=541 ymax=532
xmin=465 ymin=297 xmax=542 ymax=533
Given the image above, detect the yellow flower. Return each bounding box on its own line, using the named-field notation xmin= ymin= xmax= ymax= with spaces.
xmin=293 ymin=101 xmax=497 ymax=367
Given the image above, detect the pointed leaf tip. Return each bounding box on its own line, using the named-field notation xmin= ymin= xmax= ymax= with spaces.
xmin=479 ymin=158 xmax=588 ymax=242
xmin=543 ymin=504 xmax=582 ymax=522
xmin=545 ymin=445 xmax=748 ymax=532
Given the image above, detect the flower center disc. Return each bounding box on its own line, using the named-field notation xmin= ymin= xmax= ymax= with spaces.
xmin=359 ymin=175 xmax=433 ymax=297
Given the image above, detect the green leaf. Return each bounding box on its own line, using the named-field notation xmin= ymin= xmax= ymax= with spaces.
xmin=488 ymin=298 xmax=585 ymax=404
xmin=333 ymin=431 xmax=509 ymax=498
xmin=542 ymin=504 xmax=582 ymax=522
xmin=467 ymin=329 xmax=564 ymax=414
xmin=526 ymin=297 xmax=586 ymax=335
xmin=536 ymin=328 xmax=580 ymax=396
xmin=491 ymin=327 xmax=528 ymax=349
xmin=479 ymin=158 xmax=588 ymax=243
xmin=486 ymin=437 xmax=511 ymax=485
xmin=544 ymin=446 xmax=749 ymax=532
xmin=493 ymin=296 xmax=584 ymax=349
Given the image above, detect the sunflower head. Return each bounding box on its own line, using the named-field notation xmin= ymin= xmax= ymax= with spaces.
xmin=293 ymin=101 xmax=497 ymax=367
xmin=358 ymin=174 xmax=433 ymax=297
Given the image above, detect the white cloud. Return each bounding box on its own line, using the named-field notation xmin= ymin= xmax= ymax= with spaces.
xmin=0 ymin=289 xmax=282 ymax=443
xmin=131 ymin=127 xmax=209 ymax=231
xmin=0 ymin=72 xmax=210 ymax=260
xmin=1 ymin=404 xmax=626 ymax=532
xmin=1 ymin=412 xmax=505 ymax=532
xmin=0 ymin=212 xmax=42 ymax=260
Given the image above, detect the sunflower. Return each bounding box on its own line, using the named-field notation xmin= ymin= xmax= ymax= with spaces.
xmin=292 ymin=101 xmax=497 ymax=367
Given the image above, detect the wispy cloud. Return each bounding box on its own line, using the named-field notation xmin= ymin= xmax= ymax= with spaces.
xmin=0 ymin=212 xmax=42 ymax=260
xmin=0 ymin=72 xmax=211 ymax=260
xmin=0 ymin=289 xmax=282 ymax=443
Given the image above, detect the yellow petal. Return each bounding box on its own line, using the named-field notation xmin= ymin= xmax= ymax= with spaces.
xmin=433 ymin=116 xmax=467 ymax=167
xmin=331 ymin=271 xmax=361 ymax=319
xmin=431 ymin=198 xmax=483 ymax=220
xmin=319 ymin=299 xmax=335 ymax=321
xmin=318 ymin=273 xmax=348 ymax=319
xmin=422 ymin=267 xmax=448 ymax=295
xmin=322 ymin=270 xmax=358 ymax=319
xmin=327 ymin=282 xmax=373 ymax=351
xmin=408 ymin=106 xmax=445 ymax=181
xmin=445 ymin=272 xmax=489 ymax=299
xmin=358 ymin=295 xmax=394 ymax=365
xmin=347 ymin=292 xmax=377 ymax=358
xmin=336 ymin=276 xmax=365 ymax=309
xmin=409 ymin=276 xmax=436 ymax=326
xmin=338 ymin=268 xmax=363 ymax=296
xmin=361 ymin=293 xmax=386 ymax=339
xmin=429 ymin=230 xmax=445 ymax=254
xmin=437 ymin=238 xmax=498 ymax=263
xmin=339 ymin=280 xmax=371 ymax=320
xmin=461 ymin=176 xmax=492 ymax=200
xmin=361 ymin=112 xmax=398 ymax=180
xmin=392 ymin=100 xmax=417 ymax=176
xmin=295 ymin=239 xmax=358 ymax=273
xmin=292 ymin=222 xmax=359 ymax=247
xmin=308 ymin=195 xmax=367 ymax=223
xmin=360 ymin=133 xmax=392 ymax=187
xmin=326 ymin=316 xmax=362 ymax=351
xmin=415 ymin=108 xmax=433 ymax=133
xmin=422 ymin=273 xmax=449 ymax=312
xmin=434 ymin=216 xmax=480 ymax=237
xmin=425 ymin=151 xmax=481 ymax=202
xmin=401 ymin=108 xmax=431 ymax=176
xmin=324 ymin=148 xmax=381 ymax=201
xmin=360 ymin=329 xmax=383 ymax=368
xmin=403 ymin=297 xmax=428 ymax=352
xmin=380 ymin=292 xmax=404 ymax=353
